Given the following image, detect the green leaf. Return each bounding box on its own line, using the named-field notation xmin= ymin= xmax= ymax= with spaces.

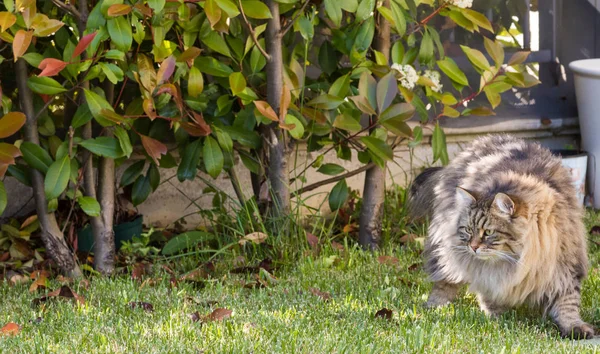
xmin=484 ymin=38 xmax=504 ymax=67
xmin=437 ymin=57 xmax=469 ymax=86
xmin=27 ymin=77 xmax=67 ymax=95
xmin=114 ymin=126 xmax=132 ymax=158
xmin=390 ymin=1 xmax=406 ymax=37
xmin=177 ymin=139 xmax=202 ymax=182
xmin=483 ymin=86 xmax=501 ymax=109
xmin=148 ymin=163 xmax=160 ymax=192
xmin=376 ymin=72 xmax=398 ymax=114
xmin=72 ymin=104 xmax=92 ymax=129
xmin=432 ymin=123 xmax=449 ymax=165
xmin=79 ymin=137 xmax=124 ymax=158
xmin=77 ymin=196 xmax=100 ymax=217
xmin=203 ymin=136 xmax=223 ymax=179
xmin=317 ymin=163 xmax=345 ymax=176
xmin=340 ymin=0 xmax=358 ymax=12
xmin=98 ymin=62 xmax=124 ymax=84
xmin=379 ymin=103 xmax=415 ymax=123
xmin=105 ymin=49 xmax=125 ymax=60
xmin=188 ymin=66 xmax=204 ymax=97
xmin=202 ymin=31 xmax=232 ymax=58
xmin=381 ymin=118 xmax=412 ymax=137
xmin=83 ymin=89 xmax=118 ymax=127
xmin=460 ymin=45 xmax=490 ymax=72
xmin=318 ymin=41 xmax=338 ymax=76
xmin=44 ymin=155 xmax=71 ymax=200
xmin=215 ymin=0 xmax=240 ymax=17
xmin=194 ymin=57 xmax=233 ymax=77
xmin=442 ymin=105 xmax=460 ymax=118
xmin=20 ymin=142 xmax=53 ymax=174
xmin=359 ymin=71 xmax=377 ymax=112
xmin=0 ymin=181 xmax=6 ymax=216
xmin=298 ymin=16 xmax=314 ymax=40
xmin=462 ymin=8 xmax=493 ymax=33
xmin=284 ymin=114 xmax=304 ymax=140
xmin=508 ymin=51 xmax=530 ymax=66
xmin=131 ymin=174 xmax=151 ymax=206
xmin=354 ymin=17 xmax=375 ymax=52
xmin=7 ymin=165 xmax=32 ymax=187
xmin=121 ymin=160 xmax=145 ymax=186
xmin=391 ymin=42 xmax=405 ymax=65
xmin=418 ymin=30 xmax=434 ymax=65
xmin=329 ymin=179 xmax=348 ymax=211
xmin=356 ymin=0 xmax=375 ymax=21
xmin=215 ymin=129 xmax=233 ymax=153
xmin=307 ymin=94 xmax=344 ymax=110
xmin=161 ymin=231 xmax=215 ymax=255
xmin=361 ymin=136 xmax=393 ymax=161
xmin=241 ymin=0 xmax=272 ymax=19
xmin=229 ymin=72 xmax=246 ymax=96
xmin=333 ymin=113 xmax=362 ymax=132
xmin=107 ymin=16 xmax=132 ymax=53
xmin=324 ymin=0 xmax=342 ymax=27
xmin=147 ymin=0 xmax=165 ymax=12
xmin=328 ymin=74 xmax=351 ymax=98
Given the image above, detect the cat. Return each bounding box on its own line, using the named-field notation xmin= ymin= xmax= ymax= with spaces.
xmin=408 ymin=134 xmax=595 ymax=339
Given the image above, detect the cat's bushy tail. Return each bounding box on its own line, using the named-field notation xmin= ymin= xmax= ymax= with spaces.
xmin=407 ymin=167 xmax=443 ymax=221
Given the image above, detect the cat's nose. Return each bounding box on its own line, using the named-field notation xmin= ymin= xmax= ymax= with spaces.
xmin=470 ymin=243 xmax=480 ymax=251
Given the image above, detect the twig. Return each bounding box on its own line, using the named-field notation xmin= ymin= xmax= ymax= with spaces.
xmin=51 ymin=0 xmax=82 ymax=21
xmin=280 ymin=0 xmax=311 ymax=36
xmin=238 ymin=0 xmax=271 ymax=60
xmin=292 ymin=162 xmax=376 ymax=196
xmin=407 ymin=4 xmax=447 ymax=36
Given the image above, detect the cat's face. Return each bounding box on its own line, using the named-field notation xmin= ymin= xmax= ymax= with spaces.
xmin=454 ymin=187 xmax=523 ymax=262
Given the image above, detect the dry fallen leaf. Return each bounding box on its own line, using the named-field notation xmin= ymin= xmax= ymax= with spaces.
xmin=238 ymin=232 xmax=268 ymax=246
xmin=132 ymin=262 xmax=151 ymax=281
xmin=207 ymin=308 xmax=232 ymax=321
xmin=399 ymin=234 xmax=419 ymax=244
xmin=6 ymin=271 xmax=28 ymax=286
xmin=309 ymin=287 xmax=331 ymax=301
xmin=29 ymin=273 xmax=48 ymax=293
xmin=0 ymin=322 xmax=20 ymax=336
xmin=306 ymin=233 xmax=319 ymax=251
xmin=374 ymin=308 xmax=393 ymax=320
xmin=32 ymin=285 xmax=85 ymax=306
xmin=129 ymin=302 xmax=154 ymax=312
xmin=408 ymin=263 xmax=420 ymax=272
xmin=377 ymin=256 xmax=399 ymax=266
xmin=56 ymin=275 xmax=73 ymax=285
xmin=190 ymin=311 xmax=201 ymax=322
xmin=331 ymin=241 xmax=344 ymax=251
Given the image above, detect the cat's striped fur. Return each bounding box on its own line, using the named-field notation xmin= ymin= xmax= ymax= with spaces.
xmin=409 ymin=135 xmax=594 ymax=339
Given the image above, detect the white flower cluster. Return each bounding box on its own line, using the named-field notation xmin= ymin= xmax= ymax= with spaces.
xmin=391 ymin=63 xmax=419 ymax=90
xmin=423 ymin=70 xmax=443 ymax=93
xmin=450 ymin=0 xmax=473 ymax=9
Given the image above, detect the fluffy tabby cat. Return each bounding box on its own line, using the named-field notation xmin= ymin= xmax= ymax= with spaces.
xmin=408 ymin=134 xmax=595 ymax=339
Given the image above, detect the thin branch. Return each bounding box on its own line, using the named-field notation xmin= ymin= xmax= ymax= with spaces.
xmin=238 ymin=0 xmax=271 ymax=61
xmin=292 ymin=163 xmax=376 ymax=197
xmin=280 ymin=0 xmax=311 ymax=36
xmin=51 ymin=0 xmax=81 ymax=21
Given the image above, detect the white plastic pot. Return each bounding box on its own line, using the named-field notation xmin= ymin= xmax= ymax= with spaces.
xmin=554 ymin=151 xmax=588 ymax=205
xmin=569 ymin=59 xmax=600 ymax=208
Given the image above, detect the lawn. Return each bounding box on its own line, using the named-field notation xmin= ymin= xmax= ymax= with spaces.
xmin=1 ymin=231 xmax=600 ymax=353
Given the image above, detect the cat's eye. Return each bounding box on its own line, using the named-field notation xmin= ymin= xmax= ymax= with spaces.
xmin=484 ymin=229 xmax=494 ymax=236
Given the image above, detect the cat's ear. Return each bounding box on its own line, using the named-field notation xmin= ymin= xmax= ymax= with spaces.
xmin=493 ymin=193 xmax=515 ymax=216
xmin=456 ymin=187 xmax=476 ymax=206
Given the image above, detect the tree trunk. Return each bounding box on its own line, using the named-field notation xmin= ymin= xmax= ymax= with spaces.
xmin=265 ymin=0 xmax=290 ymax=218
xmin=359 ymin=0 xmax=391 ymax=250
xmin=93 ymin=81 xmax=116 ymax=275
xmin=15 ymin=59 xmax=82 ymax=278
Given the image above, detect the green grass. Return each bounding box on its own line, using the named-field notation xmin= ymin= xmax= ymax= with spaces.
xmin=1 ymin=239 xmax=600 ymax=353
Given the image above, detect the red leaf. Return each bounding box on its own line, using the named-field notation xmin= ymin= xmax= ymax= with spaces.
xmin=38 ymin=58 xmax=68 ymax=77
xmin=72 ymin=32 xmax=98 ymax=59
xmin=107 ymin=4 xmax=132 ymax=16
xmin=133 ymin=3 xmax=153 ymax=17
xmin=140 ymin=134 xmax=167 ymax=165
xmin=254 ymin=101 xmax=279 ymax=122
xmin=12 ymin=29 xmax=33 ymax=62
xmin=180 ymin=112 xmax=211 ymax=137
xmin=32 ymin=285 xmax=85 ymax=305
xmin=0 ymin=112 xmax=26 ymax=139
xmin=156 ymin=83 xmax=183 ymax=112
xmin=0 ymin=143 xmax=22 ymax=164
xmin=156 ymin=55 xmax=175 ymax=85
xmin=0 ymin=322 xmax=20 ymax=336
xmin=279 ymin=84 xmax=291 ymax=121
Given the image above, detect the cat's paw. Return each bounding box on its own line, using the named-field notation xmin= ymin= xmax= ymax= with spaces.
xmin=560 ymin=323 xmax=596 ymax=340
xmin=425 ymin=297 xmax=451 ymax=308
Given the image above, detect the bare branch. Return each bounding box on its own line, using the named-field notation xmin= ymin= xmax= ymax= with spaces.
xmin=292 ymin=163 xmax=375 ymax=197
xmin=51 ymin=0 xmax=82 ymax=21
xmin=238 ymin=0 xmax=271 ymax=60
xmin=280 ymin=0 xmax=311 ymax=36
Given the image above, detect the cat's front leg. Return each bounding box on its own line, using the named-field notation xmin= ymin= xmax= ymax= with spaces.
xmin=548 ymin=290 xmax=595 ymax=339
xmin=477 ymin=294 xmax=506 ymax=318
xmin=425 ymin=281 xmax=461 ymax=308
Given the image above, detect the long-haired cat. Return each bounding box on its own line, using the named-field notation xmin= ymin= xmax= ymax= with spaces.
xmin=408 ymin=134 xmax=595 ymax=339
